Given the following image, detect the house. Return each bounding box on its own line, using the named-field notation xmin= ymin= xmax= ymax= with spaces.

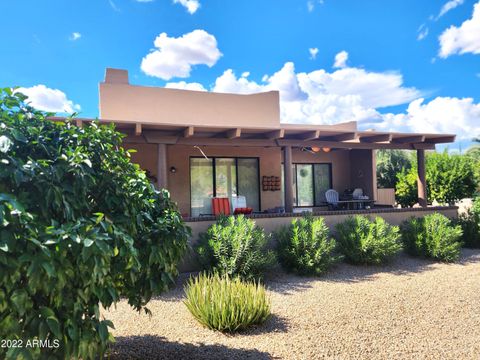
xmin=52 ymin=68 xmax=458 ymax=247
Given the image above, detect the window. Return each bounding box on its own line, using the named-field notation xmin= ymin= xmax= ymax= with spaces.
xmin=190 ymin=157 xmax=260 ymax=216
xmin=282 ymin=163 xmax=332 ymax=207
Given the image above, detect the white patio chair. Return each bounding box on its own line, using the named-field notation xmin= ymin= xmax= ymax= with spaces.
xmin=231 ymin=195 xmax=247 ymax=212
xmin=352 ymin=188 xmax=363 ymax=199
xmin=325 ymin=189 xmax=339 ymax=210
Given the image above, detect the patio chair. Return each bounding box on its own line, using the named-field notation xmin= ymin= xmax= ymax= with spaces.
xmin=325 ymin=189 xmax=339 ymax=210
xmin=352 ymin=188 xmax=363 ymax=199
xmin=211 ymin=197 xmax=231 ymax=216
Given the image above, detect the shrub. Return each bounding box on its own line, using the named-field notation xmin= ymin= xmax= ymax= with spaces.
xmin=0 ymin=89 xmax=190 ymax=359
xmin=376 ymin=149 xmax=412 ymax=189
xmin=184 ymin=273 xmax=271 ymax=332
xmin=276 ymin=215 xmax=340 ymax=275
xmin=335 ymin=215 xmax=402 ymax=265
xmin=396 ymin=151 xmax=477 ymax=207
xmin=401 ymin=213 xmax=463 ymax=262
xmin=456 ymin=198 xmax=480 ymax=248
xmin=195 ymin=215 xmax=275 ymax=281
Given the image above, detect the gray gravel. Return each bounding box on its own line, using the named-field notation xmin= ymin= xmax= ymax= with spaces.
xmin=105 ymin=249 xmax=480 ymax=359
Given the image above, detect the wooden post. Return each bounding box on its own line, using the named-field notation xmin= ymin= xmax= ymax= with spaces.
xmin=417 ymin=149 xmax=427 ymax=207
xmin=284 ymin=146 xmax=294 ymax=213
xmin=157 ymin=144 xmax=168 ymax=190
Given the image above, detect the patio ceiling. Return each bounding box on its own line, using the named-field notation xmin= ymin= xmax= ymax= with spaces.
xmin=48 ymin=117 xmax=455 ymax=150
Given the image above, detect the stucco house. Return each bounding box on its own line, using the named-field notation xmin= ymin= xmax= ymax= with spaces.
xmin=52 ymin=68 xmax=458 ymax=243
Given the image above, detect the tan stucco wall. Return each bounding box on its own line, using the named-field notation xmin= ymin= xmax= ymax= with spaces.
xmin=180 ymin=207 xmax=459 ymax=271
xmin=99 ymin=75 xmax=280 ymax=128
xmin=123 ymin=143 xmax=158 ymax=180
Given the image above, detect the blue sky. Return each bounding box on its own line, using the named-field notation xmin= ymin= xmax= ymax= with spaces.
xmin=1 ymin=0 xmax=479 ymax=150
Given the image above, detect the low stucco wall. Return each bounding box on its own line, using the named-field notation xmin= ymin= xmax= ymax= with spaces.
xmin=179 ymin=206 xmax=459 ymax=272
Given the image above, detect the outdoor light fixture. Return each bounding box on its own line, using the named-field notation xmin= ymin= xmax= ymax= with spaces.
xmin=170 ymin=166 xmax=177 ymax=173
xmin=322 ymin=147 xmax=331 ymax=153
xmin=311 ymin=146 xmax=321 ymax=153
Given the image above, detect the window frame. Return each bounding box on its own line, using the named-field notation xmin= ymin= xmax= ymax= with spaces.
xmin=286 ymin=162 xmax=333 ymax=207
xmin=189 ymin=156 xmax=261 ymax=214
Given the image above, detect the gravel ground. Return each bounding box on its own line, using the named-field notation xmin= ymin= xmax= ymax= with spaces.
xmin=105 ymin=249 xmax=480 ymax=360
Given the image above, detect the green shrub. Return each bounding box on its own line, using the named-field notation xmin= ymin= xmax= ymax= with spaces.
xmin=335 ymin=215 xmax=402 ymax=265
xmin=456 ymin=198 xmax=480 ymax=248
xmin=184 ymin=273 xmax=271 ymax=332
xmin=276 ymin=215 xmax=340 ymax=275
xmin=396 ymin=151 xmax=477 ymax=207
xmin=401 ymin=213 xmax=463 ymax=262
xmin=0 ymin=89 xmax=190 ymax=359
xmin=195 ymin=215 xmax=275 ymax=281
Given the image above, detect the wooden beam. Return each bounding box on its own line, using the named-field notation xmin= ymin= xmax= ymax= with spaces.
xmin=143 ymin=132 xmax=179 ymax=144
xmin=424 ymin=135 xmax=456 ymax=144
xmin=392 ymin=135 xmax=425 ymax=144
xmin=75 ymin=119 xmax=83 ymax=128
xmin=183 ymin=126 xmax=194 ymax=138
xmin=359 ymin=134 xmax=392 ymax=143
xmin=278 ymin=139 xmax=436 ymax=150
xmin=283 ymin=146 xmax=294 ymax=213
xmin=298 ymin=130 xmax=320 ymax=141
xmin=320 ymin=132 xmax=357 ymax=142
xmin=226 ymin=128 xmax=242 ymax=139
xmin=135 ymin=123 xmax=142 ymax=136
xmin=178 ymin=137 xmax=277 ymax=147
xmin=265 ymin=129 xmax=285 ymax=139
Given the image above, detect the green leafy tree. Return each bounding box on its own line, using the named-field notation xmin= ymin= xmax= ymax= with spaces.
xmin=466 ymin=138 xmax=480 ymax=194
xmin=395 ymin=151 xmax=477 ymax=207
xmin=0 ymin=89 xmax=190 ymax=359
xmin=376 ymin=149 xmax=412 ymax=189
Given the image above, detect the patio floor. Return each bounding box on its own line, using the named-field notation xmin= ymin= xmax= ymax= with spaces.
xmin=105 ymin=249 xmax=480 ymax=360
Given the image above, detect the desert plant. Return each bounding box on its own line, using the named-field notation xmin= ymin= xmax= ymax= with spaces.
xmin=457 ymin=198 xmax=480 ymax=248
xmin=276 ymin=215 xmax=340 ymax=275
xmin=0 ymin=88 xmax=190 ymax=359
xmin=376 ymin=149 xmax=412 ymax=189
xmin=184 ymin=273 xmax=271 ymax=332
xmin=335 ymin=215 xmax=402 ymax=265
xmin=195 ymin=215 xmax=275 ymax=281
xmin=401 ymin=213 xmax=463 ymax=262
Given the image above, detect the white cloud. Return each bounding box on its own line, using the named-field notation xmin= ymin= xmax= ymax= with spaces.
xmin=69 ymin=32 xmax=81 ymax=41
xmin=439 ymin=1 xmax=480 ymax=58
xmin=365 ymin=97 xmax=480 ymax=140
xmin=16 ymin=85 xmax=81 ymax=113
xmin=417 ymin=24 xmax=429 ymax=41
xmin=309 ymin=47 xmax=319 ymax=60
xmin=136 ymin=0 xmax=154 ymax=2
xmin=437 ymin=0 xmax=464 ymax=19
xmin=307 ymin=0 xmax=324 ymax=12
xmin=173 ymin=0 xmax=200 ymax=14
xmin=108 ymin=0 xmax=120 ymax=12
xmin=333 ymin=50 xmax=348 ymax=68
xmin=165 ymin=81 xmax=206 ymax=91
xmin=141 ymin=30 xmax=222 ymax=80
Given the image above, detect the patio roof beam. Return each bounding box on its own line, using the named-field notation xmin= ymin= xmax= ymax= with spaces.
xmin=226 ymin=128 xmax=242 ymax=139
xmin=75 ymin=119 xmax=83 ymax=128
xmin=182 ymin=126 xmax=194 ymax=138
xmin=359 ymin=134 xmax=392 ymax=143
xmin=425 ymin=135 xmax=456 ymax=144
xmin=320 ymin=132 xmax=357 ymax=142
xmin=278 ymin=139 xmax=436 ymax=150
xmin=298 ymin=130 xmax=320 ymax=141
xmin=265 ymin=129 xmax=285 ymax=139
xmin=392 ymin=135 xmax=425 ymax=144
xmin=135 ymin=123 xmax=142 ymax=136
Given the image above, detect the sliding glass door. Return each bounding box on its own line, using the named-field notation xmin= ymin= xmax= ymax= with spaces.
xmin=190 ymin=157 xmax=260 ymax=216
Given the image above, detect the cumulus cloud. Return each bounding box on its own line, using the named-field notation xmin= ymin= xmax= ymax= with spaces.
xmin=69 ymin=32 xmax=81 ymax=41
xmin=165 ymin=81 xmax=206 ymax=91
xmin=141 ymin=30 xmax=222 ymax=80
xmin=437 ymin=0 xmax=464 ymax=19
xmin=173 ymin=0 xmax=200 ymax=14
xmin=16 ymin=85 xmax=81 ymax=113
xmin=439 ymin=1 xmax=480 ymax=58
xmin=333 ymin=50 xmax=348 ymax=68
xmin=309 ymin=47 xmax=319 ymax=60
xmin=363 ymin=97 xmax=480 ymax=140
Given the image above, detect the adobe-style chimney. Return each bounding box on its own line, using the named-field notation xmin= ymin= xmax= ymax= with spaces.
xmin=104 ymin=68 xmax=129 ymax=84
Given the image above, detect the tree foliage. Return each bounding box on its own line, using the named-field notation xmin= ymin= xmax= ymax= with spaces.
xmin=395 ymin=151 xmax=477 ymax=207
xmin=0 ymin=89 xmax=190 ymax=359
xmin=376 ymin=149 xmax=412 ymax=189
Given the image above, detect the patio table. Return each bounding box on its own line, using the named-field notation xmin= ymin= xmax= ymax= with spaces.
xmin=337 ymin=199 xmax=375 ymax=210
